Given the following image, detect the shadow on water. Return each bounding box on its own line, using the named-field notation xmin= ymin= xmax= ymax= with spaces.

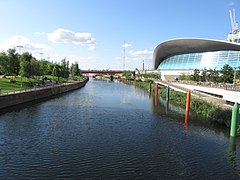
xmin=0 ymin=91 xmax=80 ymax=116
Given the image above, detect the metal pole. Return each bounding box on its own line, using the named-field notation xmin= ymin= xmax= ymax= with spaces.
xmin=230 ymin=102 xmax=239 ymax=137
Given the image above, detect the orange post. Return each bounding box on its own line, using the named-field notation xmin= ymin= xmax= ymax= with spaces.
xmin=185 ymin=90 xmax=191 ymax=124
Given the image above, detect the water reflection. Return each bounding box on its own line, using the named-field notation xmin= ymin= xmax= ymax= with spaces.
xmin=0 ymin=80 xmax=240 ymax=179
xmin=228 ymin=137 xmax=237 ymax=167
xmin=165 ymin=99 xmax=169 ymax=114
xmin=151 ymin=94 xmax=185 ymax=118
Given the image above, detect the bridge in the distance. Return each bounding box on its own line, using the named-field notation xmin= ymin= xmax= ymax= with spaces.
xmin=81 ymin=70 xmax=134 ymax=75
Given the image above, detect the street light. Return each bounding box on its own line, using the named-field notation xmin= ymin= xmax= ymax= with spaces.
xmin=17 ymin=37 xmax=23 ymax=88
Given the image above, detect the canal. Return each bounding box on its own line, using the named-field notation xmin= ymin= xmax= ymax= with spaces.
xmin=0 ymin=79 xmax=240 ymax=179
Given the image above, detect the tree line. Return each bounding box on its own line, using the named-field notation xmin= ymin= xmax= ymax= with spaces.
xmin=179 ymin=64 xmax=240 ymax=84
xmin=0 ymin=49 xmax=82 ymax=80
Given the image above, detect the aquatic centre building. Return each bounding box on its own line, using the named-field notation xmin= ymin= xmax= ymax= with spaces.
xmin=153 ymin=38 xmax=240 ymax=73
xmin=153 ymin=9 xmax=240 ymax=78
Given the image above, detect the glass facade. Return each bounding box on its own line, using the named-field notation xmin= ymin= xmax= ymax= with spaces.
xmin=157 ymin=50 xmax=240 ymax=70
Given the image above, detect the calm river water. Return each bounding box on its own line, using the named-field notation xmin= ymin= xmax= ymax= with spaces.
xmin=0 ymin=79 xmax=240 ymax=179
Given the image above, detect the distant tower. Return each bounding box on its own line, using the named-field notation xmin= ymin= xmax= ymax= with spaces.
xmin=47 ymin=54 xmax=50 ymax=61
xmin=228 ymin=8 xmax=240 ymax=43
xmin=39 ymin=49 xmax=44 ymax=60
xmin=16 ymin=37 xmax=23 ymax=54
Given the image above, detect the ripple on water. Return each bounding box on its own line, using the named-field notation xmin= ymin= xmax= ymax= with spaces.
xmin=0 ymin=80 xmax=240 ymax=179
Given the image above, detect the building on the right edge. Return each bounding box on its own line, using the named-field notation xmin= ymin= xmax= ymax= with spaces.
xmin=153 ymin=9 xmax=240 ymax=80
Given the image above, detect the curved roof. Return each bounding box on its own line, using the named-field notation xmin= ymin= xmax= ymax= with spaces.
xmin=153 ymin=38 xmax=240 ymax=69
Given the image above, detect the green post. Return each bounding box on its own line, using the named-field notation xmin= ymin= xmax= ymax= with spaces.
xmin=230 ymin=102 xmax=239 ymax=137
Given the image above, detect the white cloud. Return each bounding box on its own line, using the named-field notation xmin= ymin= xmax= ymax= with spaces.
xmin=0 ymin=35 xmax=50 ymax=53
xmin=88 ymin=45 xmax=96 ymax=51
xmin=122 ymin=43 xmax=132 ymax=48
xmin=128 ymin=49 xmax=152 ymax=59
xmin=48 ymin=28 xmax=96 ymax=48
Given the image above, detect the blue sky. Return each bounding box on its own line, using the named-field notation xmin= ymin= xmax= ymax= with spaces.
xmin=0 ymin=0 xmax=239 ymax=70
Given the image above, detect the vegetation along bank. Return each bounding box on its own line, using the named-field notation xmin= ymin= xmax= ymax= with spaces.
xmin=131 ymin=79 xmax=239 ymax=134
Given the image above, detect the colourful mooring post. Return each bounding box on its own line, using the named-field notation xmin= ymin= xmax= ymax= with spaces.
xmin=230 ymin=102 xmax=239 ymax=137
xmin=185 ymin=90 xmax=191 ymax=124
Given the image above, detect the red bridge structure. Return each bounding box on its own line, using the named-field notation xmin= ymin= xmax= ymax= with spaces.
xmin=81 ymin=70 xmax=134 ymax=75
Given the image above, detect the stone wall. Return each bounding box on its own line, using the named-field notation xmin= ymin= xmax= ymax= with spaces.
xmin=0 ymin=77 xmax=88 ymax=110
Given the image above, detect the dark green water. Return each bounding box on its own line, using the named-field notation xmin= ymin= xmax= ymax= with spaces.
xmin=0 ymin=79 xmax=239 ymax=179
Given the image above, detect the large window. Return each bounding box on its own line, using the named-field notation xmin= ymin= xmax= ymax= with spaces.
xmin=158 ymin=50 xmax=240 ymax=70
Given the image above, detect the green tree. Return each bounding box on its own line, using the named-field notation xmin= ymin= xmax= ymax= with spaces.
xmin=70 ymin=62 xmax=80 ymax=76
xmin=7 ymin=48 xmax=19 ymax=76
xmin=31 ymin=58 xmax=40 ymax=78
xmin=235 ymin=67 xmax=240 ymax=80
xmin=52 ymin=64 xmax=62 ymax=82
xmin=191 ymin=69 xmax=200 ymax=81
xmin=60 ymin=58 xmax=69 ymax=78
xmin=221 ymin=64 xmax=234 ymax=83
xmin=19 ymin=52 xmax=32 ymax=78
xmin=208 ymin=68 xmax=220 ymax=83
xmin=122 ymin=71 xmax=132 ymax=79
xmin=200 ymin=68 xmax=208 ymax=82
xmin=39 ymin=60 xmax=50 ymax=77
xmin=0 ymin=52 xmax=9 ymax=75
xmin=47 ymin=62 xmax=54 ymax=75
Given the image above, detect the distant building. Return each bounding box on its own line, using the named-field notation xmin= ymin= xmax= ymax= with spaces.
xmin=153 ymin=9 xmax=240 ymax=80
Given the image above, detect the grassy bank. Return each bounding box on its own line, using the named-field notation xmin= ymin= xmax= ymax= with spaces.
xmin=132 ymin=80 xmax=232 ymax=128
xmin=0 ymin=76 xmax=82 ymax=94
xmin=0 ymin=77 xmax=40 ymax=94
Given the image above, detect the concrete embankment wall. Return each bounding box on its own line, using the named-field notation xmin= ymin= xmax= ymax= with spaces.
xmin=0 ymin=77 xmax=88 ymax=110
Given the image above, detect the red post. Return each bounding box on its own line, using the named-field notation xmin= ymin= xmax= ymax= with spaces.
xmin=185 ymin=90 xmax=191 ymax=124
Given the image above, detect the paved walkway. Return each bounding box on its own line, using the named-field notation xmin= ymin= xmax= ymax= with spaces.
xmin=155 ymin=80 xmax=232 ymax=109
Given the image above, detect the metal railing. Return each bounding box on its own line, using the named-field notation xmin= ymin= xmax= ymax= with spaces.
xmin=174 ymin=80 xmax=240 ymax=92
xmin=0 ymin=83 xmax=64 ymax=96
